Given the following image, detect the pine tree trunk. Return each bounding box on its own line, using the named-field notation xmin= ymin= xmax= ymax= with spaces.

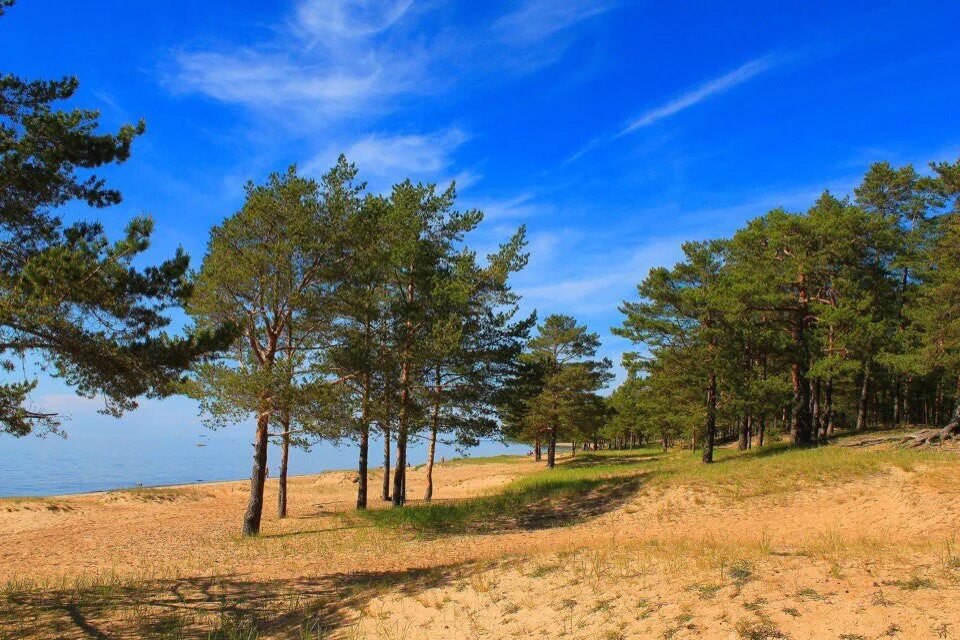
xmin=547 ymin=425 xmax=557 ymax=469
xmin=424 ymin=369 xmax=441 ymax=502
xmin=424 ymin=424 xmax=438 ymax=502
xmin=855 ymin=360 xmax=870 ymax=431
xmin=790 ymin=308 xmax=812 ymax=445
xmin=357 ymin=423 xmax=369 ymax=510
xmin=702 ymin=371 xmax=717 ymax=463
xmin=278 ymin=411 xmax=290 ymax=519
xmin=823 ymin=378 xmax=834 ymax=436
xmin=381 ymin=423 xmax=391 ymax=501
xmin=935 ymin=376 xmax=960 ymax=440
xmin=904 ymin=378 xmax=912 ymax=424
xmin=893 ymin=379 xmax=902 ymax=425
xmin=758 ymin=415 xmax=766 ymax=447
xmin=791 ymin=360 xmax=812 ymax=444
xmin=811 ymin=378 xmax=822 ymax=438
xmin=242 ymin=407 xmax=270 ymax=537
xmin=738 ymin=416 xmax=749 ymax=451
xmin=534 ymin=435 xmax=541 ymax=461
xmin=393 ymin=360 xmax=410 ymax=507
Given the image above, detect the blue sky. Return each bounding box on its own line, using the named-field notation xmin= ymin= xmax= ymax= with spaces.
xmin=2 ymin=0 xmax=960 ymax=459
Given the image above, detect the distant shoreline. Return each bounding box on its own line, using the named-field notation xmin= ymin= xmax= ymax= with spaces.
xmin=0 ymin=453 xmax=529 ymax=501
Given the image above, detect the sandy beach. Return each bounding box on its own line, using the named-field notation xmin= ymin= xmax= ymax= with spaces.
xmin=3 ymin=445 xmax=960 ymax=639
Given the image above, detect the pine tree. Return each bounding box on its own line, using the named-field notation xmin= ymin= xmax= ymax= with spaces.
xmin=0 ymin=2 xmax=229 ymax=437
xmin=616 ymin=241 xmax=728 ymax=461
xmin=381 ymin=180 xmax=482 ymax=506
xmin=188 ymin=161 xmax=358 ymax=535
xmin=911 ymin=161 xmax=960 ymax=440
xmin=521 ymin=315 xmax=612 ymax=468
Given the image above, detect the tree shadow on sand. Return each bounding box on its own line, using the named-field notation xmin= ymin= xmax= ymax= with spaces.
xmin=0 ymin=563 xmax=473 ymax=640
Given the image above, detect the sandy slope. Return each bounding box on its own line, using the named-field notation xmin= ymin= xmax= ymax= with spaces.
xmin=2 ymin=451 xmax=960 ymax=639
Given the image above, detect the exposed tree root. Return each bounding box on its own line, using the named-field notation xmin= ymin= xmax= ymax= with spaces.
xmin=898 ymin=423 xmax=960 ymax=448
xmin=840 ymin=424 xmax=960 ymax=449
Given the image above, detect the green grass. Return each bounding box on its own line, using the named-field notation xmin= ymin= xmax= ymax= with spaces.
xmin=359 ymin=437 xmax=960 ymax=536
xmin=443 ymin=454 xmax=526 ymax=466
xmin=358 ymin=449 xmax=661 ymax=534
xmin=646 ymin=440 xmax=956 ymax=499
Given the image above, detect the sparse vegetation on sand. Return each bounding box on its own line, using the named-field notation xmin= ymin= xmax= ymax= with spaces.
xmin=5 ymin=436 xmax=960 ymax=639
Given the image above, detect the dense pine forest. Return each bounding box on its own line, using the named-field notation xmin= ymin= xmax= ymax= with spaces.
xmin=609 ymin=161 xmax=960 ymax=459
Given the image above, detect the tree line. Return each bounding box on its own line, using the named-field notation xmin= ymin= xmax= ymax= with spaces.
xmin=605 ymin=160 xmax=960 ymax=461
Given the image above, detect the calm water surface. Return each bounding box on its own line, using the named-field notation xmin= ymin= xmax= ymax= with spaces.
xmin=0 ymin=420 xmax=527 ymax=497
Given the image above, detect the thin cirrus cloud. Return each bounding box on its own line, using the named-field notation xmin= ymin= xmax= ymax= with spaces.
xmin=294 ymin=0 xmax=414 ymax=39
xmin=169 ymin=0 xmax=612 ymax=124
xmin=169 ymin=0 xmax=424 ymax=119
xmin=565 ymin=54 xmax=778 ymax=164
xmin=305 ymin=129 xmax=470 ymax=186
xmin=493 ymin=0 xmax=614 ymax=43
xmin=618 ymin=55 xmax=776 ymax=135
xmin=172 ymin=50 xmax=398 ymax=108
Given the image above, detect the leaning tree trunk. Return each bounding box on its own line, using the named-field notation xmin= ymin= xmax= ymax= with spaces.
xmin=546 ymin=425 xmax=558 ymax=469
xmin=243 ymin=406 xmax=271 ymax=536
xmin=703 ymin=370 xmax=718 ymax=463
xmin=277 ymin=411 xmax=290 ymax=519
xmin=855 ymin=360 xmax=870 ymax=432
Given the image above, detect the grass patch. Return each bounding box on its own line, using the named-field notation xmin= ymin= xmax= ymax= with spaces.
xmin=647 ymin=440 xmax=957 ymax=500
xmin=883 ymin=575 xmax=936 ymax=590
xmin=359 ymin=473 xmax=642 ymax=535
xmin=358 ymin=450 xmax=659 ymax=535
xmin=358 ymin=440 xmax=960 ymax=536
xmin=444 ymin=454 xmax=526 ymax=466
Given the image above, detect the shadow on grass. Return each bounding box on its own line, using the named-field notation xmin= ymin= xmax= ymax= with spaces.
xmin=712 ymin=441 xmax=795 ymax=464
xmin=1 ymin=563 xmax=471 ymax=640
xmin=356 ymin=470 xmax=647 ymax=536
xmin=561 ymin=451 xmax=664 ymax=469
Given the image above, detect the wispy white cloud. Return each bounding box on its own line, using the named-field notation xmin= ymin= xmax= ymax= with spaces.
xmin=565 ymin=54 xmax=779 ymax=164
xmin=494 ymin=0 xmax=613 ymax=43
xmin=294 ymin=0 xmax=413 ymax=39
xmin=619 ymin=55 xmax=776 ymax=135
xmin=304 ymin=128 xmax=469 ymax=189
xmin=168 ymin=0 xmax=613 ymax=127
xmin=467 ymin=192 xmax=547 ymax=221
xmin=516 ymin=236 xmax=684 ymax=316
xmin=343 ymin=129 xmax=469 ymax=176
xmin=172 ymin=49 xmax=416 ymax=112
